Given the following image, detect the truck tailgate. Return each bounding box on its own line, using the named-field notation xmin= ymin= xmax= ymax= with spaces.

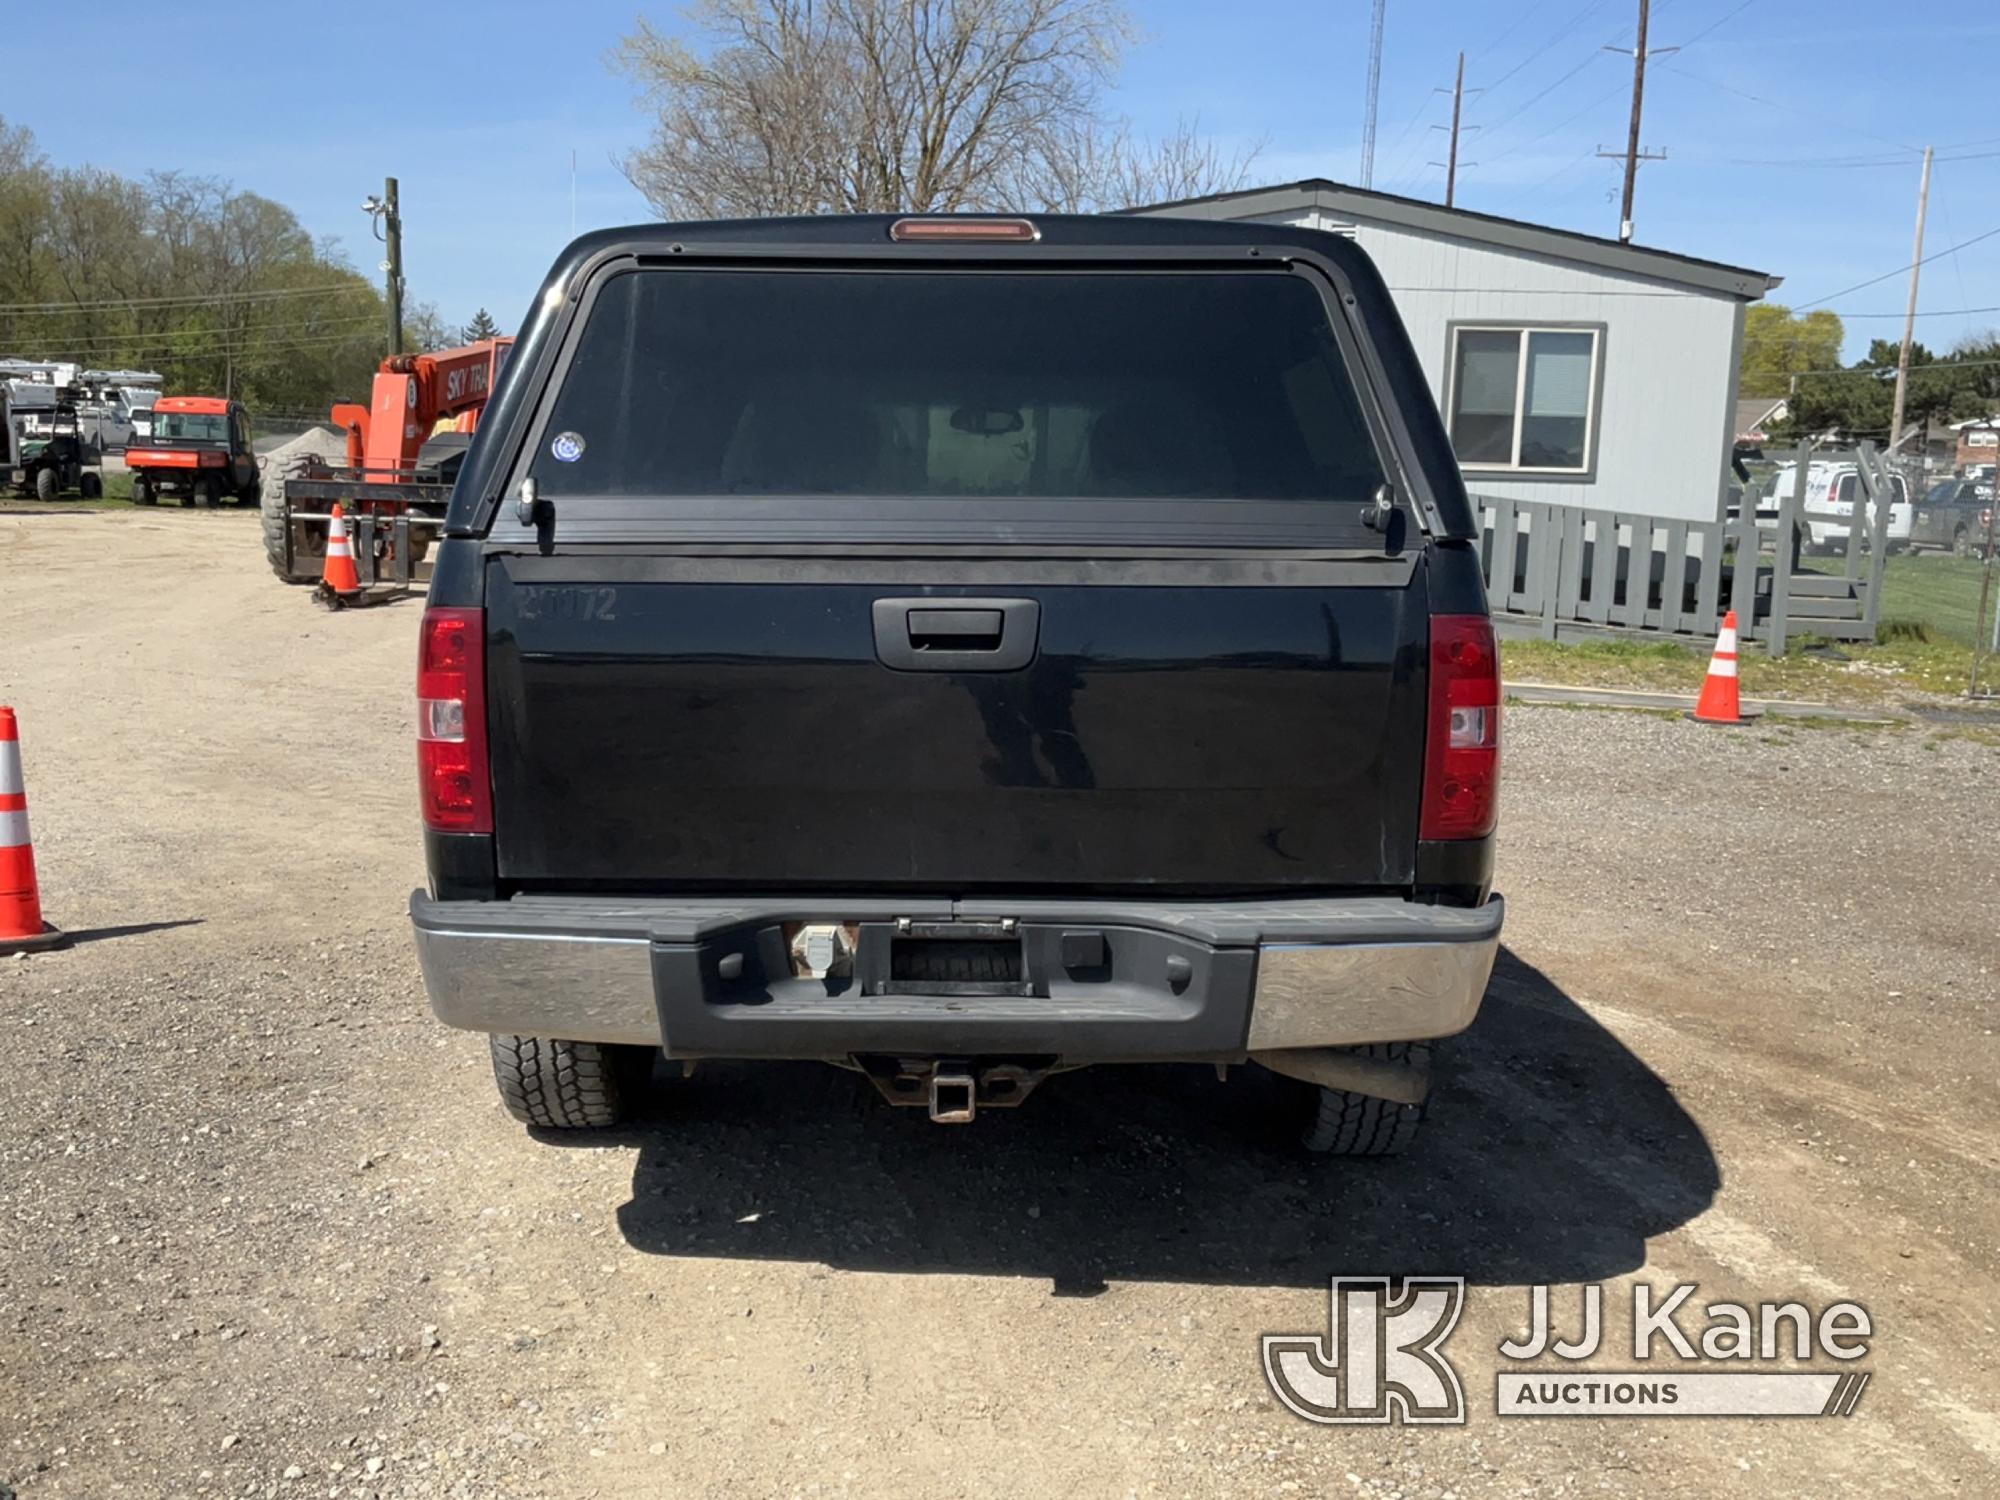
xmin=484 ymin=559 xmax=1426 ymax=892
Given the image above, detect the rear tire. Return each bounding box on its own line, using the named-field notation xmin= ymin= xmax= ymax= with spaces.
xmin=79 ymin=471 xmax=102 ymax=500
xmin=131 ymin=477 xmax=154 ymax=505
xmin=1953 ymin=525 xmax=1970 ymax=557
xmin=192 ymin=477 xmax=219 ymax=509
xmin=1291 ymin=1042 xmax=1431 ymax=1157
xmin=34 ymin=467 xmax=56 ymax=502
xmin=488 ymin=1034 xmax=651 ymax=1129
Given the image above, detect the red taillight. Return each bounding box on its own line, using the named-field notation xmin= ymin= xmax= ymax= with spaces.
xmin=417 ymin=606 xmax=491 ymax=834
xmin=1420 ymin=615 xmax=1500 ymax=841
xmin=198 ymin=450 xmax=227 ymax=467
xmin=889 ymin=217 xmax=1039 ymax=243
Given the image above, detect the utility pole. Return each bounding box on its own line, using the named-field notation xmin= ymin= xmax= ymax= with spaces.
xmin=1360 ymin=0 xmax=1388 ymax=188
xmin=382 ymin=177 xmax=404 ymax=357
xmin=1596 ymin=0 xmax=1673 ymax=242
xmin=1619 ymin=0 xmax=1650 ymax=239
xmin=1887 ymin=145 xmax=1934 ymax=463
xmin=1446 ymin=51 xmax=1466 ymax=206
xmin=1427 ymin=52 xmax=1480 ymax=206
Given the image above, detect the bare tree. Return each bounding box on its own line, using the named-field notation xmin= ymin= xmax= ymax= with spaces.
xmin=1029 ymin=115 xmax=1262 ymax=212
xmin=611 ymin=0 xmax=1254 ymax=220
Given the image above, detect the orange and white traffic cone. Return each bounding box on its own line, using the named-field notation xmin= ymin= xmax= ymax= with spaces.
xmin=1691 ymin=610 xmax=1749 ymax=725
xmin=319 ymin=503 xmax=361 ymax=603
xmin=0 ymin=706 xmax=63 ymax=955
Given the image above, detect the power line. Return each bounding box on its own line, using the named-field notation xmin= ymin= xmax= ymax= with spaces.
xmin=10 ymin=314 xmax=384 ymax=353
xmin=1673 ymin=0 xmax=1761 ymax=52
xmin=1479 ymin=0 xmax=1613 ymax=100
xmin=1444 ymin=0 xmax=1674 ymax=193
xmin=82 ymin=330 xmax=384 ymax=359
xmin=1939 ymin=199 xmax=1973 ymax=307
xmin=1472 ymin=0 xmax=1662 ymax=165
xmin=1787 ymin=356 xmax=2000 ymax=378
xmin=1934 ymin=131 xmax=2000 ymax=151
xmin=1810 ymin=303 xmax=2000 ymax=321
xmin=1475 ymin=0 xmax=1668 ymax=143
xmin=18 ymin=323 xmax=387 ymax=361
xmin=1527 ymin=146 xmax=1602 ymax=193
xmin=1658 ymin=64 xmax=1919 ymax=156
xmin=1466 ymin=0 xmax=1557 ymax=68
xmin=1480 ymin=46 xmax=1607 ymax=142
xmin=1795 ymin=224 xmax=2000 ymax=310
xmin=1487 ymin=77 xmax=1629 ymax=168
xmin=1718 ymin=146 xmax=2000 ymax=168
xmin=1375 ymin=93 xmax=1440 ymax=193
xmin=1376 ymin=5 xmax=1576 ymax=194
xmin=0 ymin=282 xmax=376 ymax=315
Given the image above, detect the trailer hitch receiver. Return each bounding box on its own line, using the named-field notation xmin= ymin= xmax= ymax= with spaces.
xmin=928 ymin=1067 xmax=977 ymax=1124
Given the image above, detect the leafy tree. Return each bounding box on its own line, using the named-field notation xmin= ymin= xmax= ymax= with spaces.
xmin=1779 ymin=332 xmax=2000 ymax=445
xmin=460 ymin=307 xmax=502 ymax=343
xmin=610 ymin=0 xmax=1257 ymax=219
xmin=0 ymin=114 xmax=412 ymax=413
xmin=1739 ymin=304 xmax=1845 ymax=400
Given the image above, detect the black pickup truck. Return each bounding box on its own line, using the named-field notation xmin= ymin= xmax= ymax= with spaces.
xmin=410 ymin=214 xmax=1503 ymax=1156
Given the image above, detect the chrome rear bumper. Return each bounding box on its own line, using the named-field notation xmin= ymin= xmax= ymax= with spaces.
xmin=410 ymin=891 xmax=1503 ymax=1059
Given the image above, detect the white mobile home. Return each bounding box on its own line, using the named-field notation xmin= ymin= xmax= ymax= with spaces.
xmin=1140 ymin=180 xmax=1780 ymax=525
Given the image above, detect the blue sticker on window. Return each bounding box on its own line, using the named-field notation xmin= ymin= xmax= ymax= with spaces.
xmin=550 ymin=431 xmax=586 ymax=463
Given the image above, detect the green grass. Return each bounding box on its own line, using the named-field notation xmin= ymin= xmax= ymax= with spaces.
xmin=5 ymin=466 xmax=268 ymax=513
xmin=1500 ymin=630 xmax=1982 ymax=705
xmin=1803 ymin=552 xmax=1996 ymax=648
xmin=1501 ymin=549 xmax=2000 ymax=707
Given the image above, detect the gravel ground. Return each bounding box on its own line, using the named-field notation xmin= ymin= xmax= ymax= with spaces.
xmin=1 ymin=512 xmax=1996 ymax=1499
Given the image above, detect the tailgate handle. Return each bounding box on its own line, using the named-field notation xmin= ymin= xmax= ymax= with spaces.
xmin=908 ymin=608 xmax=1003 ymax=651
xmin=872 ymin=598 xmax=1040 ymax=672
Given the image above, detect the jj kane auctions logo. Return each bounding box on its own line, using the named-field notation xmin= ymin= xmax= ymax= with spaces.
xmin=1264 ymin=1278 xmax=1873 ymax=1423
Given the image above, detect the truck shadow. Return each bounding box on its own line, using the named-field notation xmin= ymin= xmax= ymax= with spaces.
xmin=595 ymin=947 xmax=1717 ymax=1292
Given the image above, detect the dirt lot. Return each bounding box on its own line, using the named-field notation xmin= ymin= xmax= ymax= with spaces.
xmin=1 ymin=511 xmax=1996 ymax=1499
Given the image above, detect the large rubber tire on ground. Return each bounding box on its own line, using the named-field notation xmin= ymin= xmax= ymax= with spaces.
xmin=191 ymin=477 xmax=220 ymax=509
xmin=1293 ymin=1042 xmax=1431 ymax=1157
xmin=34 ymin=467 xmax=56 ymax=502
xmin=131 ymin=476 xmax=154 ymax=506
xmin=488 ymin=1034 xmax=653 ymax=1129
xmin=79 ymin=471 xmax=102 ymax=500
xmin=261 ymin=460 xmax=322 ymax=583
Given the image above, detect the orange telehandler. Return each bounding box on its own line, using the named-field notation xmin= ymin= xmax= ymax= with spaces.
xmin=263 ymin=337 xmax=513 ymax=586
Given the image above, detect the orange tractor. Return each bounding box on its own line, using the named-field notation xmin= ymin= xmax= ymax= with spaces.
xmin=262 ymin=337 xmax=512 ymax=585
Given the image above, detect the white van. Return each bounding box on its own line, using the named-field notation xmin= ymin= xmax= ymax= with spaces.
xmin=1763 ymin=461 xmax=1913 ymax=553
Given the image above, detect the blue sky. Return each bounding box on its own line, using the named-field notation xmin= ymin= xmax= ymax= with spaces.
xmin=7 ymin=1 xmax=1999 ymax=360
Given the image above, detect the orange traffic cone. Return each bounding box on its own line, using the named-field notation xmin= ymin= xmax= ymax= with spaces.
xmin=320 ymin=503 xmax=361 ymax=601
xmin=1691 ymin=610 xmax=1749 ymax=725
xmin=0 ymin=706 xmax=63 ymax=955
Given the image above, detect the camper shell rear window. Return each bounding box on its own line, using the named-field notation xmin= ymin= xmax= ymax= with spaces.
xmin=526 ymin=268 xmax=1389 ymax=510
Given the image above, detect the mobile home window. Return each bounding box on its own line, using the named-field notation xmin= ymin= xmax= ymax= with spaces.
xmin=1447 ymin=326 xmax=1601 ymax=474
